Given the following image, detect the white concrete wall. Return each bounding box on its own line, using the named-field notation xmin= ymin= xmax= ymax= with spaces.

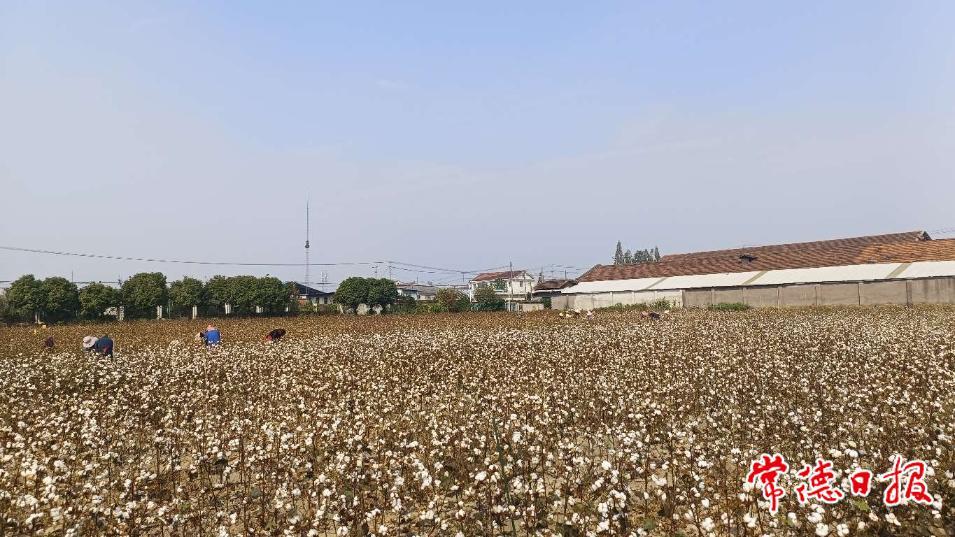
xmin=554 ymin=289 xmax=682 ymax=310
xmin=563 ymin=277 xmax=955 ymax=309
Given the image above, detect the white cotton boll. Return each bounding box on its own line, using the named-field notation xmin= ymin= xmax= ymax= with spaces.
xmin=815 ymin=523 xmax=829 ymax=536
xmin=743 ymin=513 xmax=756 ymax=528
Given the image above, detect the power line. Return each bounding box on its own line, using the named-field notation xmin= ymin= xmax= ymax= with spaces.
xmin=0 ymin=244 xmax=512 ymax=276
xmin=385 ymin=260 xmax=506 ymax=274
xmin=386 ymin=263 xmax=510 ymax=276
xmin=0 ymin=245 xmax=589 ymax=285
xmin=0 ymin=245 xmax=371 ymax=267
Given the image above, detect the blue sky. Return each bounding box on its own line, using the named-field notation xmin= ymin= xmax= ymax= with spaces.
xmin=2 ymin=1 xmax=954 ymax=286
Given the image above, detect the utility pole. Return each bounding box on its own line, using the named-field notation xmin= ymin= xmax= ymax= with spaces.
xmin=507 ymin=261 xmax=512 ymax=312
xmin=304 ymin=201 xmax=311 ymax=286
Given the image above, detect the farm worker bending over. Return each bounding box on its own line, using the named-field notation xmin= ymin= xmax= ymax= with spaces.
xmin=82 ymin=336 xmax=98 ymax=352
xmin=204 ymin=325 xmax=221 ymax=346
xmin=265 ymin=328 xmax=286 ymax=343
xmin=92 ymin=335 xmax=114 ymax=357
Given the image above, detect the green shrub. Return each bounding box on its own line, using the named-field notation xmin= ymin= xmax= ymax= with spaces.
xmin=435 ymin=288 xmax=470 ymax=313
xmin=708 ymin=302 xmax=751 ymax=311
xmin=473 ymin=287 xmax=505 ymax=311
xmin=392 ymin=295 xmax=418 ymax=314
xmin=646 ymin=298 xmax=673 ymax=311
xmin=595 ymin=303 xmax=645 ymax=312
xmin=0 ymin=294 xmax=15 ymax=325
xmin=595 ymin=298 xmax=673 ymax=312
xmin=336 ymin=277 xmax=397 ymax=312
xmin=121 ymin=272 xmax=168 ymax=318
xmin=80 ymin=283 xmax=121 ymax=320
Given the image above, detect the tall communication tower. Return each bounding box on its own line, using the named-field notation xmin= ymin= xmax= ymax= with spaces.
xmin=304 ymin=202 xmax=311 ymax=286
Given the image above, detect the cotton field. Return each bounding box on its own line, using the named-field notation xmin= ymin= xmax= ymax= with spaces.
xmin=1 ymin=308 xmax=953 ymax=536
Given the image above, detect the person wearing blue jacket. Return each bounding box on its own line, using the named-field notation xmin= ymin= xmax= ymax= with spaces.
xmin=92 ymin=335 xmax=114 ymax=357
xmin=204 ymin=325 xmax=221 ymax=346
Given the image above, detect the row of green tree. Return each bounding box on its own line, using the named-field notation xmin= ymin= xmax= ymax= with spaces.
xmin=335 ymin=278 xmax=505 ymax=313
xmin=0 ymin=273 xmax=513 ymax=324
xmin=333 ymin=277 xmax=399 ymax=312
xmin=613 ymin=241 xmax=661 ymax=265
xmin=1 ymin=273 xmax=293 ymax=323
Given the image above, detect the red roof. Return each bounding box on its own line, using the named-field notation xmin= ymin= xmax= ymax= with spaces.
xmin=471 ymin=270 xmax=529 ymax=282
xmin=578 ymin=231 xmax=955 ymax=282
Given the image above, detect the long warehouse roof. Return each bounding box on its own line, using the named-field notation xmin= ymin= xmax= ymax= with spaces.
xmin=567 ymin=230 xmax=955 ymax=294
xmin=577 ymin=231 xmax=955 ymax=282
xmin=563 ymin=261 xmax=955 ymax=294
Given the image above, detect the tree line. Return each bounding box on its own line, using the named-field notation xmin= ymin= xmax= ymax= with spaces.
xmin=0 ymin=272 xmax=295 ymax=324
xmin=0 ymin=272 xmax=518 ymax=325
xmin=335 ymin=278 xmax=504 ymax=313
xmin=613 ymin=241 xmax=661 ymax=265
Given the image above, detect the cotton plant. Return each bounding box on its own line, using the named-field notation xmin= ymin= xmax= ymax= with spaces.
xmin=0 ymin=307 xmax=952 ymax=534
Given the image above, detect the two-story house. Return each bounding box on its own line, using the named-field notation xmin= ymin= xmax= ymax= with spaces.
xmin=468 ymin=270 xmax=536 ymax=303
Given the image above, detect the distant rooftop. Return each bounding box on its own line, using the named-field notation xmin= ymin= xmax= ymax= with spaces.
xmin=533 ymin=279 xmax=576 ymax=292
xmin=471 ymin=270 xmax=531 ymax=282
xmin=578 ymin=230 xmax=955 ymax=282
xmin=396 ymin=282 xmax=438 ymax=293
xmin=291 ymin=282 xmax=334 ymax=296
